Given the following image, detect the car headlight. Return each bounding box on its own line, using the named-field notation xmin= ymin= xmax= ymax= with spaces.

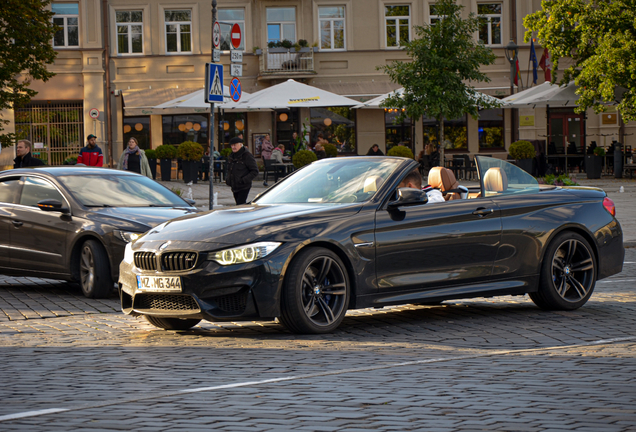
xmin=208 ymin=242 xmax=281 ymax=265
xmin=123 ymin=242 xmax=134 ymax=264
xmin=115 ymin=230 xmax=144 ymax=243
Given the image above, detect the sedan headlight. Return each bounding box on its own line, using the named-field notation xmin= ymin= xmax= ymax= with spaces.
xmin=123 ymin=242 xmax=134 ymax=264
xmin=209 ymin=242 xmax=281 ymax=265
xmin=115 ymin=230 xmax=144 ymax=243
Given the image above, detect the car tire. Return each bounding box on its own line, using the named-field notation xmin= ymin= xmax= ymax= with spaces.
xmin=530 ymin=232 xmax=596 ymax=311
xmin=145 ymin=316 xmax=201 ymax=330
xmin=79 ymin=239 xmax=113 ymax=299
xmin=279 ymin=247 xmax=350 ymax=334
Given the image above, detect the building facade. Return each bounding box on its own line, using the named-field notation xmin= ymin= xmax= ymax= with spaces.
xmin=1 ymin=0 xmax=633 ymax=171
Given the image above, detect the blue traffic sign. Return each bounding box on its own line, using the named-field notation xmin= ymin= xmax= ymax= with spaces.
xmin=205 ymin=63 xmax=223 ymax=103
xmin=230 ymin=77 xmax=242 ymax=102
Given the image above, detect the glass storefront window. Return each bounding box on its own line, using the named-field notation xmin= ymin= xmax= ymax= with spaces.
xmin=385 ymin=109 xmax=412 ymax=152
xmin=421 ymin=115 xmax=467 ymax=151
xmin=478 ymin=108 xmax=504 ymax=149
xmin=310 ymin=107 xmax=356 ymax=154
xmin=123 ymin=116 xmax=150 ymax=149
xmin=218 ymin=112 xmax=247 ymax=150
xmin=162 ymin=114 xmax=208 ymax=147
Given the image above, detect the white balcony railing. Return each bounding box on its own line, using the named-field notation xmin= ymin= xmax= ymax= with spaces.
xmin=259 ymin=48 xmax=315 ymax=74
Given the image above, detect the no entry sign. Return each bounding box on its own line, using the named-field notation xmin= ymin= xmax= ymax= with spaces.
xmin=231 ymin=23 xmax=242 ymax=49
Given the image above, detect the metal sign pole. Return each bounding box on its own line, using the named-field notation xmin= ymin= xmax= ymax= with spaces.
xmin=209 ymin=0 xmax=217 ymax=211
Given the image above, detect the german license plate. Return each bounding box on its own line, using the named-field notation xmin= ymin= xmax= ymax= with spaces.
xmin=137 ymin=275 xmax=182 ymax=292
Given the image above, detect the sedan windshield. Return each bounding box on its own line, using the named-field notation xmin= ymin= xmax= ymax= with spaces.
xmin=255 ymin=158 xmax=402 ymax=204
xmin=59 ymin=174 xmax=190 ymax=207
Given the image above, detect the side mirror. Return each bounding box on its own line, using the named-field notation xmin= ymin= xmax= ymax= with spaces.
xmin=184 ymin=198 xmax=196 ymax=206
xmin=388 ymin=188 xmax=428 ymax=209
xmin=37 ymin=199 xmax=70 ymax=214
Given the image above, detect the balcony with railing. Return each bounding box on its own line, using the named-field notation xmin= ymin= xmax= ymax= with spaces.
xmin=258 ymin=47 xmax=317 ymax=79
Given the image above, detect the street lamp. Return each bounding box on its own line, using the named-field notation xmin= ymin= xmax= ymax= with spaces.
xmin=505 ymin=38 xmax=519 ymax=93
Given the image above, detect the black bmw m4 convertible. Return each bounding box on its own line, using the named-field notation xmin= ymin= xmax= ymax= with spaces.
xmin=119 ymin=156 xmax=624 ymax=334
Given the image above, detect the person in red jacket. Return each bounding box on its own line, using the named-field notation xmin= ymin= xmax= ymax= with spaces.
xmin=77 ymin=134 xmax=104 ymax=166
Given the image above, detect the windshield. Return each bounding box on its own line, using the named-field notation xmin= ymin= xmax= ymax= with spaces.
xmin=255 ymin=158 xmax=403 ymax=204
xmin=475 ymin=156 xmax=539 ymax=196
xmin=59 ymin=174 xmax=191 ymax=207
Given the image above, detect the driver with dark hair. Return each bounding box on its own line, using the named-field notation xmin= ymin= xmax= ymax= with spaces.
xmin=398 ymin=169 xmax=445 ymax=203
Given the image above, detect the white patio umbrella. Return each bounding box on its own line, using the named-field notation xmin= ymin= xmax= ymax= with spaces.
xmin=153 ymin=86 xmax=254 ymax=112
xmin=502 ymin=81 xmax=579 ymax=108
xmin=235 ymin=79 xmax=360 ymax=110
xmin=353 ymin=87 xmax=503 ymax=109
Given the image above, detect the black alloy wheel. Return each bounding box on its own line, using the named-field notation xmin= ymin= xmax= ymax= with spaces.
xmin=530 ymin=232 xmax=596 ymax=310
xmin=280 ymin=247 xmax=350 ymax=334
xmin=79 ymin=239 xmax=113 ymax=299
xmin=145 ymin=316 xmax=201 ymax=330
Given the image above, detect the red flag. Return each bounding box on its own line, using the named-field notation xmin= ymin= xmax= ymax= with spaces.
xmin=539 ymin=48 xmax=552 ymax=81
xmin=514 ymin=58 xmax=521 ymax=86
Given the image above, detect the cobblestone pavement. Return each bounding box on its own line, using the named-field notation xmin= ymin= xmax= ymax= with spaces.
xmin=0 ymin=250 xmax=634 ymax=431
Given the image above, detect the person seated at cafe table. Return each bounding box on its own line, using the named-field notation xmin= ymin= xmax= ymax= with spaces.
xmin=271 ymin=144 xmax=285 ymax=164
xmin=314 ymin=144 xmax=327 ymax=160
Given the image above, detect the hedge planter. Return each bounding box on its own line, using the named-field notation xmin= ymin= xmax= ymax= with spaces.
xmin=585 ymin=155 xmax=602 ymax=179
xmin=516 ymin=158 xmax=534 ymax=175
xmin=160 ymin=159 xmax=172 ymax=181
xmin=148 ymin=158 xmax=157 ymax=180
xmin=181 ymin=160 xmax=198 ymax=184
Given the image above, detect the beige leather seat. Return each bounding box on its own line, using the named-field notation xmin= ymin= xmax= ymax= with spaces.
xmin=483 ymin=167 xmax=508 ymax=195
xmin=428 ymin=167 xmax=461 ymax=200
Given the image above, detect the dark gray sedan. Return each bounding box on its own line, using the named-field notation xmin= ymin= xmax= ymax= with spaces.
xmin=0 ymin=167 xmax=199 ymax=298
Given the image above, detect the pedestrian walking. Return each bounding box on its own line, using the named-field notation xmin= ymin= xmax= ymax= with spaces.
xmin=77 ymin=134 xmax=104 ymax=166
xmin=13 ymin=139 xmax=45 ymax=168
xmin=118 ymin=137 xmax=152 ymax=178
xmin=226 ymin=137 xmax=259 ymax=205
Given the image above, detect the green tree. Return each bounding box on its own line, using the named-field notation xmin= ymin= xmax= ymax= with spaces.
xmin=524 ymin=1 xmax=636 ymax=120
xmin=0 ymin=0 xmax=58 ymax=147
xmin=380 ymin=0 xmax=500 ymax=162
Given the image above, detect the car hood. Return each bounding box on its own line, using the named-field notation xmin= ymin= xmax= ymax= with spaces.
xmin=134 ymin=203 xmax=363 ymax=250
xmin=86 ymin=206 xmax=200 ymax=232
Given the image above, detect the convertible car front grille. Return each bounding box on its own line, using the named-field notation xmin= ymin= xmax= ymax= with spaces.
xmin=161 ymin=252 xmax=198 ymax=271
xmin=135 ymin=294 xmax=200 ymax=311
xmin=134 ymin=252 xmax=157 ymax=271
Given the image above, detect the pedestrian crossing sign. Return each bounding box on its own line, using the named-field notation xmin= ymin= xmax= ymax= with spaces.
xmin=205 ymin=63 xmax=224 ymax=103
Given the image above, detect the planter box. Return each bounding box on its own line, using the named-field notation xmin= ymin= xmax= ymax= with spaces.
xmin=516 ymin=158 xmax=534 ymax=175
xmin=312 ymin=47 xmax=319 ymax=52
xmin=160 ymin=159 xmax=172 ymax=181
xmin=585 ymin=155 xmax=602 ymax=179
xmin=181 ymin=160 xmax=198 ymax=184
xmin=268 ymin=47 xmax=289 ymax=53
xmin=254 ymin=49 xmax=262 ymax=55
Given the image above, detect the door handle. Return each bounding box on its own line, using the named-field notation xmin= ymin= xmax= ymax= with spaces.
xmin=11 ymin=220 xmax=23 ymax=227
xmin=472 ymin=208 xmax=494 ymax=217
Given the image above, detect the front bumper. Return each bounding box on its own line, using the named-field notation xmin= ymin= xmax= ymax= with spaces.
xmin=119 ymin=247 xmax=291 ymax=321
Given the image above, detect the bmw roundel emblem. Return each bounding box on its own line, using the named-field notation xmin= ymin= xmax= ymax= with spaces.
xmin=159 ymin=242 xmax=170 ymax=251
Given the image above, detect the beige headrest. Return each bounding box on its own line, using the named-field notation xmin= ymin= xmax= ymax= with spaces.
xmin=363 ymin=175 xmax=383 ymax=193
xmin=483 ymin=167 xmax=508 ymax=192
xmin=428 ymin=167 xmax=459 ymax=191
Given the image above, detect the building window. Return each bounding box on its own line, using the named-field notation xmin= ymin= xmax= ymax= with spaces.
xmin=116 ymin=10 xmax=143 ymax=55
xmin=478 ymin=108 xmax=504 ymax=148
xmin=478 ymin=3 xmax=501 ymax=45
xmin=52 ymin=3 xmax=79 ymax=48
xmin=218 ymin=9 xmax=245 ymax=50
xmin=385 ymin=109 xmax=412 ymax=152
xmin=267 ymin=7 xmax=296 ymax=44
xmin=165 ymin=10 xmax=191 ymax=53
xmin=385 ymin=5 xmax=410 ymax=47
xmin=162 ymin=115 xmax=208 ymax=146
xmin=429 ymin=4 xmax=442 ymax=25
xmin=319 ymin=6 xmax=345 ymax=50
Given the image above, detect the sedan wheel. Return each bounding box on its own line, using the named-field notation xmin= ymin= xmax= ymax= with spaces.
xmin=530 ymin=232 xmax=596 ymax=311
xmin=145 ymin=316 xmax=201 ymax=330
xmin=79 ymin=239 xmax=113 ymax=299
xmin=280 ymin=247 xmax=350 ymax=334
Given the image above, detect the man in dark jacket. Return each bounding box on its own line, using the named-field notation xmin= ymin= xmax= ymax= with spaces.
xmin=14 ymin=140 xmax=45 ymax=168
xmin=226 ymin=137 xmax=259 ymax=205
xmin=77 ymin=134 xmax=104 ymax=166
xmin=366 ymin=144 xmax=384 ymax=156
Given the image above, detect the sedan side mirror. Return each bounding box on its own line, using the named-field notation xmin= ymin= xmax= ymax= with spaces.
xmin=388 ymin=188 xmax=428 ymax=209
xmin=37 ymin=199 xmax=70 ymax=214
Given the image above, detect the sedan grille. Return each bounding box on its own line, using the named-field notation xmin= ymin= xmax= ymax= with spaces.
xmin=134 ymin=252 xmax=157 ymax=271
xmin=135 ymin=294 xmax=200 ymax=312
xmin=161 ymin=252 xmax=198 ymax=271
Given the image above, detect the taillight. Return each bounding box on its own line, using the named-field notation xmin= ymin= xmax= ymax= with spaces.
xmin=603 ymin=197 xmax=616 ymax=217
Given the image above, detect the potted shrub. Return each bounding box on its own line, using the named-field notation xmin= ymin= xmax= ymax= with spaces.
xmin=509 ymin=140 xmax=536 ymax=174
xmin=324 ymin=143 xmax=338 ymax=158
xmin=292 ymin=149 xmax=318 ymax=169
xmin=387 ymin=146 xmax=415 ymax=159
xmin=156 ymin=144 xmax=177 ymax=181
xmin=220 ymin=147 xmax=232 ymax=159
xmin=177 ymin=141 xmax=204 ymax=184
xmin=586 ymin=146 xmax=605 ymax=179
xmin=144 ymin=148 xmax=157 ymax=179
xmin=253 ymin=46 xmax=262 ymax=55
